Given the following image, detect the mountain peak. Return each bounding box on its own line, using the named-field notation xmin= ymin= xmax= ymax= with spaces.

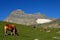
xmin=10 ymin=9 xmax=24 ymax=15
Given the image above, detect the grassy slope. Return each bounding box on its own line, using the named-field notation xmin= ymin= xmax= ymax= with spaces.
xmin=0 ymin=21 xmax=60 ymax=40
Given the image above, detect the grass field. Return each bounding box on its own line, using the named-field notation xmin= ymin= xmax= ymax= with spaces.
xmin=0 ymin=21 xmax=60 ymax=40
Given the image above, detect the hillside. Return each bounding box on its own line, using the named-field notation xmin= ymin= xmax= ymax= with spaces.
xmin=0 ymin=21 xmax=60 ymax=40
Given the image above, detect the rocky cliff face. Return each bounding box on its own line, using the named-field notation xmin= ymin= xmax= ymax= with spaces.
xmin=4 ymin=9 xmax=48 ymax=25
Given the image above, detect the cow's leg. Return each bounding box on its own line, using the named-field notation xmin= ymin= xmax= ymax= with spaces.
xmin=11 ymin=30 xmax=15 ymax=35
xmin=4 ymin=26 xmax=7 ymax=35
xmin=4 ymin=29 xmax=7 ymax=35
xmin=13 ymin=29 xmax=15 ymax=35
xmin=11 ymin=30 xmax=13 ymax=35
xmin=11 ymin=32 xmax=13 ymax=35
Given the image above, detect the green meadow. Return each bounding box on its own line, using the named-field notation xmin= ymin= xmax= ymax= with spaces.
xmin=0 ymin=21 xmax=60 ymax=40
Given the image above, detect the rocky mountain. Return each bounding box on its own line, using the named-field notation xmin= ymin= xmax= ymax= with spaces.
xmin=4 ymin=9 xmax=49 ymax=25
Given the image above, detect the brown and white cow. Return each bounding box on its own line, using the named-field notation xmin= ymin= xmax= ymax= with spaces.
xmin=4 ymin=24 xmax=18 ymax=36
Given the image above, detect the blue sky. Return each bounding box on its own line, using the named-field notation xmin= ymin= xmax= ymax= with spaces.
xmin=0 ymin=0 xmax=60 ymax=20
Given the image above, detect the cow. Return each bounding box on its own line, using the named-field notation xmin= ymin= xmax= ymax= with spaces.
xmin=4 ymin=24 xmax=18 ymax=36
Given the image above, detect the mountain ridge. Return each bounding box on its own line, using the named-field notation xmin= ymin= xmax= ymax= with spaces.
xmin=4 ymin=9 xmax=51 ymax=25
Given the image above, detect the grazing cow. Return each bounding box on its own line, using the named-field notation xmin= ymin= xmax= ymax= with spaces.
xmin=4 ymin=24 xmax=18 ymax=36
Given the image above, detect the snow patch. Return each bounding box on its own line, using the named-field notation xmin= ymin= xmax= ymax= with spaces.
xmin=36 ymin=19 xmax=52 ymax=24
